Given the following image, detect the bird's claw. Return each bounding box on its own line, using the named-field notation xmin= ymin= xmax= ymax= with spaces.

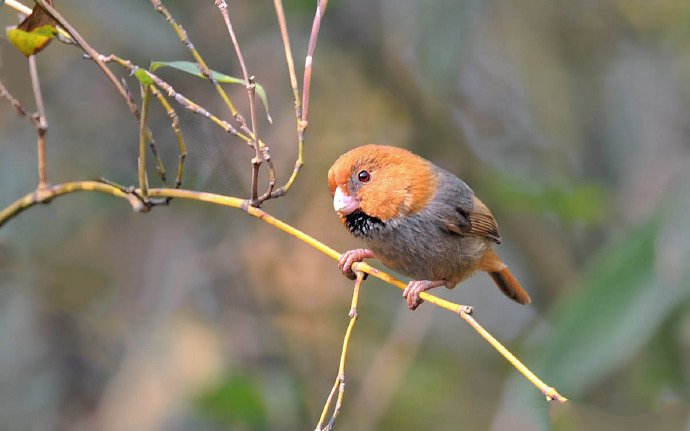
xmin=338 ymin=248 xmax=374 ymax=280
xmin=403 ymin=280 xmax=446 ymax=310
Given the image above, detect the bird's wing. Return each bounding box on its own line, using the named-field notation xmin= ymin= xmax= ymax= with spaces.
xmin=442 ymin=196 xmax=501 ymax=244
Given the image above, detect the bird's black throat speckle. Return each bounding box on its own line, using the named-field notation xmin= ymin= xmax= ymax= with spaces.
xmin=345 ymin=209 xmax=384 ymax=237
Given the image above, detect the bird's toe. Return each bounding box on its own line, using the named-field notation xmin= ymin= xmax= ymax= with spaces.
xmin=405 ymin=281 xmax=426 ymax=310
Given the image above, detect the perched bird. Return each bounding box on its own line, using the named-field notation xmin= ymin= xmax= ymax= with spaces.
xmin=328 ymin=144 xmax=531 ymax=310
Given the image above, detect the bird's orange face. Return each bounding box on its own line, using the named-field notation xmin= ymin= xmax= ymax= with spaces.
xmin=328 ymin=145 xmax=437 ymax=222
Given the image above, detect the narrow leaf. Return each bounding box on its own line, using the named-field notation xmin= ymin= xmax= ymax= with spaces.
xmin=150 ymin=60 xmax=272 ymax=124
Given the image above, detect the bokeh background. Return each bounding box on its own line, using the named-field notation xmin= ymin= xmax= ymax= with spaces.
xmin=1 ymin=1 xmax=690 ymax=430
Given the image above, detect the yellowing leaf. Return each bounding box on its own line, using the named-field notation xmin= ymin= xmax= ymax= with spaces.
xmin=6 ymin=24 xmax=57 ymax=57
xmin=6 ymin=2 xmax=58 ymax=57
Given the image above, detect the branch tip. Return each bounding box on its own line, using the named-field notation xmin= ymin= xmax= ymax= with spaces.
xmin=458 ymin=305 xmax=474 ymax=316
xmin=544 ymin=387 xmax=568 ymax=403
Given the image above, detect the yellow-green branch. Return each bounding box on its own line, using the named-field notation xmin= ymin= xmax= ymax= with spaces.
xmin=0 ymin=183 xmax=566 ymax=403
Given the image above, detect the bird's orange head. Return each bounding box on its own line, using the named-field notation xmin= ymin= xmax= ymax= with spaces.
xmin=327 ymin=145 xmax=437 ymax=223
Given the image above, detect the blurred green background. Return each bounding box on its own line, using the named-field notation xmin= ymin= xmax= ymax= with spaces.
xmin=1 ymin=1 xmax=689 ymax=430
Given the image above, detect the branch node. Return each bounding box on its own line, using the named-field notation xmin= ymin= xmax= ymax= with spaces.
xmin=458 ymin=305 xmax=474 ymax=316
xmin=33 ymin=186 xmax=53 ymax=205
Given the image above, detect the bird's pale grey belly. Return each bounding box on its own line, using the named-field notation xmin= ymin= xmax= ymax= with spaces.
xmin=363 ymin=211 xmax=489 ymax=286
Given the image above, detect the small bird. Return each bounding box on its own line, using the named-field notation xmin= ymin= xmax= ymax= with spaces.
xmin=328 ymin=144 xmax=531 ymax=310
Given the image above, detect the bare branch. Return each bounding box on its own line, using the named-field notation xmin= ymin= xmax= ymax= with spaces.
xmin=272 ymin=0 xmax=329 ymax=198
xmin=271 ymin=0 xmax=304 ymax=200
xmin=0 ymin=79 xmax=32 ymax=122
xmin=149 ymin=85 xmax=186 ymax=190
xmin=100 ymin=55 xmax=247 ymax=140
xmin=33 ymin=0 xmax=140 ymax=118
xmin=6 ymin=0 xmax=32 ymax=15
xmin=214 ymin=0 xmax=264 ymax=204
xmin=28 ymin=56 xmax=48 ymax=188
xmin=148 ymin=0 xmax=240 ymax=119
xmin=302 ymin=0 xmax=328 ymax=126
xmin=138 ymin=85 xmax=151 ymax=197
xmin=273 ymin=0 xmax=300 ymax=109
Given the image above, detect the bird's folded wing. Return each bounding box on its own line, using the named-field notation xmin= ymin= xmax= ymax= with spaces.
xmin=442 ymin=196 xmax=501 ymax=244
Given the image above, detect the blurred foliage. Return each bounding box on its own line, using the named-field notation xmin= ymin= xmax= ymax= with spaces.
xmin=195 ymin=373 xmax=267 ymax=430
xmin=0 ymin=0 xmax=689 ymax=430
xmin=484 ymin=173 xmax=609 ymax=224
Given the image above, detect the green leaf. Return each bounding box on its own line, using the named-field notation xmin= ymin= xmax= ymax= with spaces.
xmin=6 ymin=24 xmax=57 ymax=57
xmin=150 ymin=60 xmax=272 ymax=124
xmin=133 ymin=68 xmax=154 ymax=87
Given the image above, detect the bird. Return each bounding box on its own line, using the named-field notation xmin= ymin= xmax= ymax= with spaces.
xmin=327 ymin=144 xmax=531 ymax=310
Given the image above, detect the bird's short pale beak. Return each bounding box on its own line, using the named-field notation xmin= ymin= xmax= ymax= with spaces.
xmin=333 ymin=186 xmax=359 ymax=215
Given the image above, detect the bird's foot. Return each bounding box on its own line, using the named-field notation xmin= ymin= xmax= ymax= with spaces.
xmin=338 ymin=248 xmax=375 ymax=280
xmin=403 ymin=280 xmax=447 ymax=310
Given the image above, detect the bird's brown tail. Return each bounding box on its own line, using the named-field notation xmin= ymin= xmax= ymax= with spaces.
xmin=488 ymin=268 xmax=531 ymax=305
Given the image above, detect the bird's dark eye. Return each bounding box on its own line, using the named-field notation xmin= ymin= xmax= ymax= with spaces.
xmin=358 ymin=170 xmax=371 ymax=182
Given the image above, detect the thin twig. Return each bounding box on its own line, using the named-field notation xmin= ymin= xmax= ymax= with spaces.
xmin=99 ymin=54 xmax=274 ymax=199
xmin=272 ymin=0 xmax=329 ymax=198
xmin=270 ymin=0 xmax=305 ymax=199
xmin=0 ymin=79 xmax=32 ymax=121
xmin=316 ymin=271 xmax=365 ymax=431
xmin=33 ymin=0 xmax=140 ymax=118
xmin=148 ymin=0 xmax=239 ymax=118
xmin=145 ymin=129 xmax=168 ymax=187
xmin=301 ymin=0 xmax=328 ymax=129
xmin=118 ymin=76 xmax=167 ymax=185
xmin=5 ymin=0 xmax=32 ymax=15
xmin=149 ymin=85 xmax=186 ymax=190
xmin=273 ymin=0 xmax=300 ymax=108
xmin=214 ymin=0 xmax=266 ymax=205
xmin=150 ymin=0 xmax=277 ymax=202
xmin=0 ymin=182 xmax=566 ymax=403
xmin=101 ymin=55 xmax=246 ymax=140
xmin=28 ymin=55 xmax=48 ymax=189
xmin=149 ymin=0 xmax=277 ymax=204
xmin=138 ymin=84 xmax=151 ymax=198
